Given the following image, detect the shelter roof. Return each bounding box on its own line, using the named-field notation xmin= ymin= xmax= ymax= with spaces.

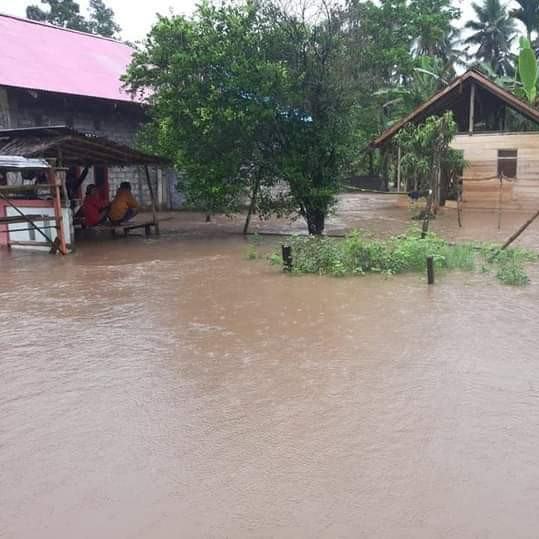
xmin=0 ymin=13 xmax=139 ymax=103
xmin=0 ymin=126 xmax=167 ymax=167
xmin=372 ymin=69 xmax=539 ymax=147
xmin=0 ymin=155 xmax=50 ymax=170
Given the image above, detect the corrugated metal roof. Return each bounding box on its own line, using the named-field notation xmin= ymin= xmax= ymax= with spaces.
xmin=0 ymin=155 xmax=50 ymax=170
xmin=0 ymin=13 xmax=139 ymax=103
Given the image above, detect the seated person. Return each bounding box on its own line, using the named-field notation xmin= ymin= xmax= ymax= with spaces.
xmin=108 ymin=181 xmax=139 ymax=224
xmin=81 ymin=184 xmax=108 ymax=226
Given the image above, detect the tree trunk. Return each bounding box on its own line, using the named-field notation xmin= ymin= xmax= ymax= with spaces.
xmin=305 ymin=208 xmax=325 ymax=235
xmin=243 ymin=173 xmax=261 ymax=235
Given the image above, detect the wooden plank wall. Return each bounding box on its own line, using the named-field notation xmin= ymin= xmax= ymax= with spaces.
xmin=451 ymin=132 xmax=539 ymax=209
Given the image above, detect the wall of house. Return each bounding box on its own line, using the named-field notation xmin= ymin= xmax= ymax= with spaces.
xmin=452 ymin=132 xmax=539 ymax=209
xmin=0 ymin=86 xmax=183 ymax=208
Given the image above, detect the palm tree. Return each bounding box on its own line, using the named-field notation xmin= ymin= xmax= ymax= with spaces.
xmin=414 ymin=26 xmax=467 ymax=79
xmin=510 ymin=0 xmax=539 ymax=41
xmin=376 ymin=56 xmax=450 ymax=123
xmin=465 ymin=0 xmax=517 ymax=76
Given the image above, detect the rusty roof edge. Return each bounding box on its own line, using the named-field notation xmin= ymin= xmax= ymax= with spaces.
xmin=0 ymin=129 xmax=169 ymax=166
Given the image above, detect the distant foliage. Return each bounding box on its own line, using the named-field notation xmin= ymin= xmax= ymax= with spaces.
xmin=394 ymin=112 xmax=463 ymax=194
xmin=87 ymin=0 xmax=121 ymax=38
xmin=464 ymin=0 xmax=517 ymax=77
xmin=27 ymin=0 xmax=88 ymax=32
xmin=26 ymin=0 xmax=121 ymax=38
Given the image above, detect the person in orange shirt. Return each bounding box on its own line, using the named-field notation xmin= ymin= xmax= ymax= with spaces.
xmin=108 ymin=182 xmax=140 ymax=224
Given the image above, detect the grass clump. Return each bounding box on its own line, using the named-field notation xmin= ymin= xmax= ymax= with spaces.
xmin=272 ymin=228 xmax=537 ymax=286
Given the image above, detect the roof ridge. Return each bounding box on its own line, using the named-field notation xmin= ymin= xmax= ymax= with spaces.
xmin=0 ymin=12 xmax=131 ymax=47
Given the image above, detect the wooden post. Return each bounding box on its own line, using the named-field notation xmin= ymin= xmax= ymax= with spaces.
xmin=468 ymin=83 xmax=476 ymax=135
xmin=497 ymin=174 xmax=504 ymax=230
xmin=282 ymin=244 xmax=293 ymax=271
xmin=457 ymin=178 xmax=463 ymax=228
xmin=48 ymin=168 xmax=67 ymax=255
xmin=157 ymin=168 xmax=164 ymax=210
xmin=501 ymin=208 xmax=539 ymax=250
xmin=397 ymin=146 xmax=402 ymax=192
xmin=144 ymin=165 xmax=160 ymax=235
xmin=427 ymin=256 xmax=435 ymax=285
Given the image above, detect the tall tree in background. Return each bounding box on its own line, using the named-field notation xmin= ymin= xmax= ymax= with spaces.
xmin=510 ymin=0 xmax=539 ymax=41
xmin=27 ymin=0 xmax=121 ymax=38
xmin=464 ymin=0 xmax=517 ymax=76
xmin=88 ymin=0 xmax=121 ymax=38
xmin=345 ymin=0 xmax=459 ymax=175
xmin=26 ymin=0 xmax=88 ymax=32
xmin=411 ymin=0 xmax=460 ymax=58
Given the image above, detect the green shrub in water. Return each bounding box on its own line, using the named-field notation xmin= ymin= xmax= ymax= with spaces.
xmin=496 ymin=263 xmax=530 ymax=286
xmin=275 ymin=228 xmax=537 ymax=286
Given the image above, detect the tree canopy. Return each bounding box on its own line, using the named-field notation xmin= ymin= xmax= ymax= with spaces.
xmin=26 ymin=0 xmax=121 ymax=38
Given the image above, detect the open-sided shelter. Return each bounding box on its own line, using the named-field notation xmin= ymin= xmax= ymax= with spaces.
xmin=0 ymin=127 xmax=168 ymax=252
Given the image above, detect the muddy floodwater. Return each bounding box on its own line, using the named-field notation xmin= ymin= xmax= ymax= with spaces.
xmin=2 ymin=196 xmax=539 ymax=538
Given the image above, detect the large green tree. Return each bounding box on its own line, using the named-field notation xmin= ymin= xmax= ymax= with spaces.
xmin=27 ymin=0 xmax=120 ymax=38
xmin=125 ymin=0 xmax=356 ymax=235
xmin=465 ymin=0 xmax=517 ymax=76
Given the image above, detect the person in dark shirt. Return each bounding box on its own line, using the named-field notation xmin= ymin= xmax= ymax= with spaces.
xmin=66 ymin=166 xmax=89 ymax=202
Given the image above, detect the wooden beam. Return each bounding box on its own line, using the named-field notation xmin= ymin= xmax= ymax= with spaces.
xmin=48 ymin=169 xmax=67 ymax=255
xmin=397 ymin=146 xmax=402 ymax=192
xmin=469 ymin=83 xmax=476 ymax=135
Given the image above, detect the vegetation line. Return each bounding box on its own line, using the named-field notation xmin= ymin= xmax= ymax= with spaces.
xmin=261 ymin=229 xmax=539 ymax=286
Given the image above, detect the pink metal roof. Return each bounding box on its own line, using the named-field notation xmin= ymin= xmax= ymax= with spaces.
xmin=0 ymin=14 xmax=139 ymax=103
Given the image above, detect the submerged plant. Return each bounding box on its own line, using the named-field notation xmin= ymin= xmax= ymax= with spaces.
xmin=272 ymin=229 xmax=537 ymax=286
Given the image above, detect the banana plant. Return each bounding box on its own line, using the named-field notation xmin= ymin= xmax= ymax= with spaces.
xmin=518 ymin=36 xmax=538 ymax=103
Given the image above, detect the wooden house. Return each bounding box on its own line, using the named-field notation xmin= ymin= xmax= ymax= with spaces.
xmin=372 ymin=69 xmax=539 ymax=209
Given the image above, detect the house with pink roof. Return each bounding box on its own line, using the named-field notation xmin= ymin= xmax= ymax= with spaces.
xmin=0 ymin=13 xmax=179 ymax=208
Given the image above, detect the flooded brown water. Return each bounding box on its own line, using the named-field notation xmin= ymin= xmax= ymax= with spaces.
xmin=2 ymin=196 xmax=539 ymax=538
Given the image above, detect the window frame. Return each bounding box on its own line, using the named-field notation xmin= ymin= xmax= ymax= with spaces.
xmin=497 ymin=149 xmax=518 ymax=178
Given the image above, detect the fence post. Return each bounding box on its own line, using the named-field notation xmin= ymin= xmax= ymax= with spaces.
xmin=427 ymin=256 xmax=434 ymax=285
xmin=282 ymin=244 xmax=293 ymax=272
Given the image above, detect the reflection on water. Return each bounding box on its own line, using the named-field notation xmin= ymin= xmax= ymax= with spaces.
xmin=2 ymin=201 xmax=539 ymax=538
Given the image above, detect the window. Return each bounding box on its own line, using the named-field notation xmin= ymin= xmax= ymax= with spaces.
xmin=497 ymin=149 xmax=518 ymax=178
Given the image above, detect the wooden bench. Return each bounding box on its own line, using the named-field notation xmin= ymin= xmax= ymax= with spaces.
xmin=93 ymin=220 xmax=158 ymax=238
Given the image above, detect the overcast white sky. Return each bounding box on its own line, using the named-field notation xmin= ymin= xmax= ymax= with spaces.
xmin=0 ymin=0 xmax=199 ymax=43
xmin=0 ymin=0 xmax=526 ymax=43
